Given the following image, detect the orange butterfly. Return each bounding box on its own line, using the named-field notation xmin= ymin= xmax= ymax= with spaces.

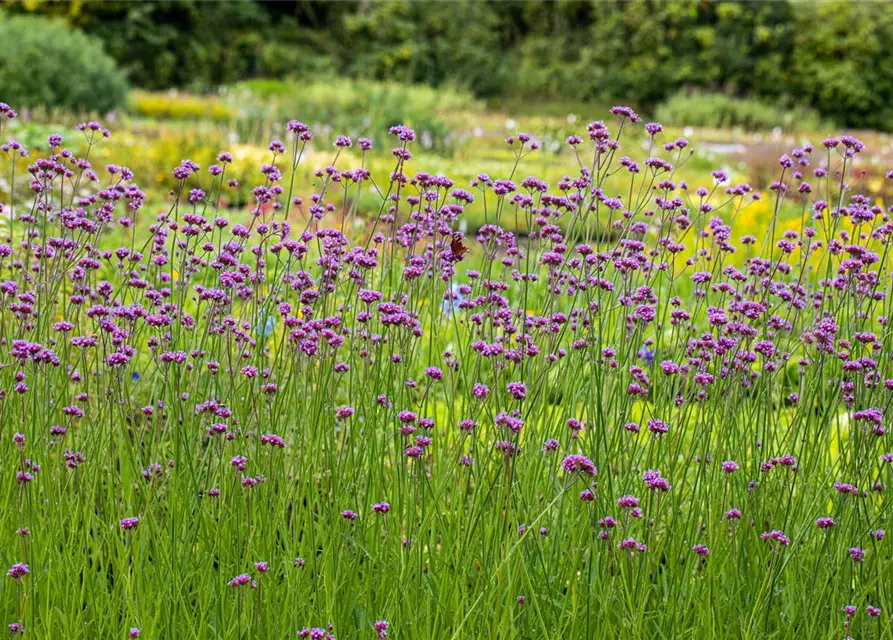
xmin=450 ymin=233 xmax=469 ymax=259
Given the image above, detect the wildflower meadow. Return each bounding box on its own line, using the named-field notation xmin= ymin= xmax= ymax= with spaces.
xmin=0 ymin=99 xmax=891 ymax=640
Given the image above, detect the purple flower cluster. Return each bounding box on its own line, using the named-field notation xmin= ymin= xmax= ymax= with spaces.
xmin=0 ymin=99 xmax=890 ymax=635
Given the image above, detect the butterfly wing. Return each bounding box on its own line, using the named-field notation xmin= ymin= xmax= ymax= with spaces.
xmin=450 ymin=236 xmax=468 ymax=258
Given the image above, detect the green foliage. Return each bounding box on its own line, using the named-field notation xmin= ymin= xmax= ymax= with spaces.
xmin=342 ymin=0 xmax=508 ymax=98
xmin=501 ymin=2 xmax=796 ymax=111
xmin=233 ymin=78 xmax=482 ymax=151
xmin=129 ymin=90 xmax=235 ymax=122
xmin=31 ymin=0 xmax=274 ymax=90
xmin=237 ymin=77 xmax=480 ymax=114
xmin=788 ymin=2 xmax=893 ymax=132
xmin=11 ymin=0 xmax=893 ymax=130
xmin=0 ymin=13 xmax=127 ymax=113
xmin=582 ymin=1 xmax=705 ymax=106
xmin=655 ymin=91 xmax=828 ymax=132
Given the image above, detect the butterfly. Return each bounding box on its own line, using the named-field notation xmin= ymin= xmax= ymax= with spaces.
xmin=450 ymin=233 xmax=469 ymax=259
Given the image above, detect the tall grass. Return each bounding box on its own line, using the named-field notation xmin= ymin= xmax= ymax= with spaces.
xmin=0 ymin=101 xmax=891 ymax=640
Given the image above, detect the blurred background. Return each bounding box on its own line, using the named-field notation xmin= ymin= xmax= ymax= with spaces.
xmin=2 ymin=0 xmax=893 ymax=236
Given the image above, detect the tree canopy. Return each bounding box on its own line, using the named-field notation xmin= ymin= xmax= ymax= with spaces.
xmin=6 ymin=0 xmax=893 ymax=129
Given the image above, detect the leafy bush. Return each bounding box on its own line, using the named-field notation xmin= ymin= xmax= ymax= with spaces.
xmin=0 ymin=14 xmax=127 ymax=113
xmin=233 ymin=78 xmax=482 ymax=151
xmin=256 ymin=42 xmax=337 ymax=80
xmin=129 ymin=90 xmax=235 ymax=123
xmin=238 ymin=78 xmax=480 ymax=116
xmin=655 ymin=90 xmax=829 ymax=131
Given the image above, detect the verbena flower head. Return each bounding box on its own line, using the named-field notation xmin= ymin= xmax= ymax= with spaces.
xmin=561 ymin=454 xmax=597 ymax=477
xmin=761 ymin=530 xmax=790 ymax=546
xmin=7 ymin=564 xmax=29 ymax=580
xmin=227 ymin=573 xmax=251 ymax=588
xmin=372 ymin=502 xmax=390 ymax=514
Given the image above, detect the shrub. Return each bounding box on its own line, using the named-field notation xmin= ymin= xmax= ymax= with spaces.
xmin=0 ymin=14 xmax=127 ymax=113
xmin=256 ymin=42 xmax=337 ymax=80
xmin=129 ymin=90 xmax=235 ymax=123
xmin=232 ymin=78 xmax=482 ymax=151
xmin=655 ymin=90 xmax=830 ymax=132
xmin=237 ymin=77 xmax=480 ymax=115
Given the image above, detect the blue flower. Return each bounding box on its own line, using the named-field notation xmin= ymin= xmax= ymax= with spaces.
xmin=638 ymin=347 xmax=655 ymax=366
xmin=255 ymin=313 xmax=276 ymax=338
xmin=441 ymin=282 xmax=465 ymax=315
xmin=131 ymin=372 xmax=141 ymax=382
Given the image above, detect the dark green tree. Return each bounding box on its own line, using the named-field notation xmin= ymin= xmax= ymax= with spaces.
xmin=343 ymin=0 xmax=507 ymax=97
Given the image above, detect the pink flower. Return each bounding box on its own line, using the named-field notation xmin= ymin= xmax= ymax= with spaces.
xmin=561 ymin=454 xmax=597 ymax=477
xmin=227 ymin=573 xmax=251 ymax=588
xmin=120 ymin=517 xmax=140 ymax=531
xmin=761 ymin=530 xmax=790 ymax=546
xmin=692 ymin=544 xmax=710 ymax=557
xmin=7 ymin=564 xmax=29 ymax=580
